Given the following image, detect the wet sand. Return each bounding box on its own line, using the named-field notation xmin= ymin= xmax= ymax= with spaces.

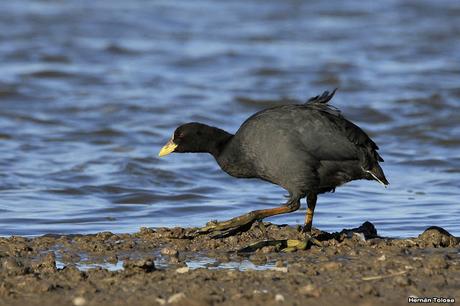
xmin=0 ymin=222 xmax=458 ymax=306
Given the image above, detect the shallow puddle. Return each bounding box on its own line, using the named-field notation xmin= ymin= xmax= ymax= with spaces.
xmin=185 ymin=257 xmax=277 ymax=271
xmin=56 ymin=254 xmax=278 ymax=272
xmin=56 ymin=260 xmax=124 ymax=271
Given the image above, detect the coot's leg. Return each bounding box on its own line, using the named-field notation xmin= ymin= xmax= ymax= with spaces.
xmin=303 ymin=193 xmax=317 ymax=233
xmin=301 ymin=193 xmax=322 ymax=247
xmin=196 ymin=196 xmax=301 ymax=237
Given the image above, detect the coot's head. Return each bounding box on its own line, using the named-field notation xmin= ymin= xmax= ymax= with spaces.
xmin=158 ymin=122 xmax=231 ymax=157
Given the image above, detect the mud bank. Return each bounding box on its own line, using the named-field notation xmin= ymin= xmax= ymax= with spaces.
xmin=0 ymin=222 xmax=459 ymax=306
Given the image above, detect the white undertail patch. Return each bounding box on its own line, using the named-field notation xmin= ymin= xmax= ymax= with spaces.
xmin=364 ymin=169 xmax=388 ymax=188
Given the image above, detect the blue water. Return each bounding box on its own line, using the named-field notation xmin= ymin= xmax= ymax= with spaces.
xmin=0 ymin=0 xmax=459 ymax=237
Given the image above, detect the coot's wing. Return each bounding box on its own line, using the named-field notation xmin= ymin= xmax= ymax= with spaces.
xmin=302 ymin=90 xmax=384 ymax=165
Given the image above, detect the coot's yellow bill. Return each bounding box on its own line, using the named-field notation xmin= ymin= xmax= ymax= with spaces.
xmin=158 ymin=139 xmax=177 ymax=157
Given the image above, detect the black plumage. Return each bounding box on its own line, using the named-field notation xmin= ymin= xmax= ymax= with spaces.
xmin=159 ymin=90 xmax=388 ymax=237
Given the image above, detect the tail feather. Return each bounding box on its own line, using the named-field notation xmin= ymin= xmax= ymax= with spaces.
xmin=305 ymin=88 xmax=337 ymax=104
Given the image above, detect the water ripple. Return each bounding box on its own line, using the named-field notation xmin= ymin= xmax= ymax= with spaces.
xmin=0 ymin=0 xmax=459 ymax=237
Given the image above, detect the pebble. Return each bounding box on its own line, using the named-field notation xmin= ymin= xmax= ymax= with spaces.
xmin=72 ymin=297 xmax=86 ymax=306
xmin=175 ymin=266 xmax=190 ymax=274
xmin=353 ymin=232 xmax=367 ymax=242
xmin=161 ymin=247 xmax=178 ymax=257
xmin=272 ymin=267 xmax=288 ymax=273
xmin=275 ymin=294 xmax=285 ymax=302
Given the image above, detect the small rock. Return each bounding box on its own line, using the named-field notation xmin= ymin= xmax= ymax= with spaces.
xmin=72 ymin=297 xmax=86 ymax=306
xmin=299 ymin=284 xmax=320 ymax=297
xmin=155 ymin=298 xmax=166 ymax=305
xmin=418 ymin=226 xmax=458 ymax=247
xmin=377 ymin=254 xmax=386 ymax=261
xmin=272 ymin=267 xmax=288 ymax=273
xmin=161 ymin=247 xmax=178 ymax=257
xmin=341 ymin=221 xmax=378 ymax=240
xmin=359 ymin=221 xmax=378 ymax=237
xmin=175 ymin=266 xmax=190 ymax=274
xmin=107 ymin=254 xmax=118 ymax=264
xmin=44 ymin=252 xmax=57 ymax=267
xmin=33 ymin=252 xmax=57 ymax=273
xmin=123 ymin=257 xmax=155 ymax=272
xmin=168 ymin=292 xmax=186 ymax=304
xmin=275 ymin=260 xmax=285 ymax=268
xmin=353 ymin=232 xmax=366 ymax=242
xmin=275 ymin=294 xmax=285 ymax=302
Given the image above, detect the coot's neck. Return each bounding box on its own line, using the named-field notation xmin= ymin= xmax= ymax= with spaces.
xmin=206 ymin=128 xmax=234 ymax=158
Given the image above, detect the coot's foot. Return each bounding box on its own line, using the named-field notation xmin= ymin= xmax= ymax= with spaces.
xmin=300 ymin=226 xmax=323 ymax=248
xmin=195 ymin=213 xmax=258 ymax=238
xmin=236 ymin=235 xmax=322 ymax=253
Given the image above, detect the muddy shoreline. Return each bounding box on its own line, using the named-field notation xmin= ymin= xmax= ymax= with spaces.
xmin=0 ymin=222 xmax=459 ymax=306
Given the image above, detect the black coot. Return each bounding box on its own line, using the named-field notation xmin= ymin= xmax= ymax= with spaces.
xmin=159 ymin=90 xmax=388 ymax=238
